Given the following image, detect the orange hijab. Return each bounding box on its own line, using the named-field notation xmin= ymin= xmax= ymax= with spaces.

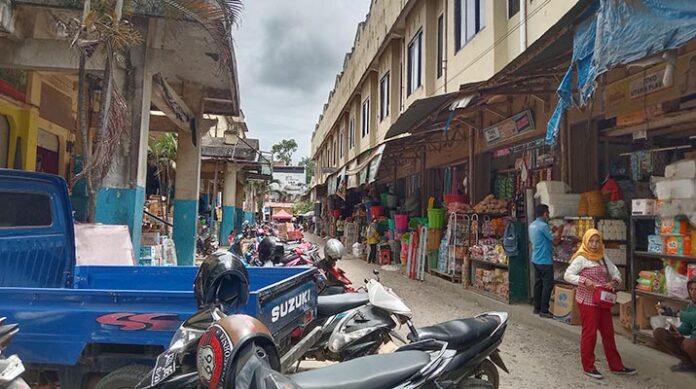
xmin=571 ymin=228 xmax=604 ymax=262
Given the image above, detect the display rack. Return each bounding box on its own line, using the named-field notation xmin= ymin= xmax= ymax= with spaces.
xmin=466 ymin=218 xmax=529 ymax=304
xmin=629 ymin=214 xmax=696 ymax=343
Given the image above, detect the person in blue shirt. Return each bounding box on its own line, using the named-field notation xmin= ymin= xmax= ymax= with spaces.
xmin=529 ymin=204 xmax=562 ymax=318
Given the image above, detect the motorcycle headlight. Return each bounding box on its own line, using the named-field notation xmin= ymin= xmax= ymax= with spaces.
xmin=169 ymin=326 xmax=205 ymax=352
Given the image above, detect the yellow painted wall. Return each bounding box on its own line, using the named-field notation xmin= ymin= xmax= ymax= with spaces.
xmin=2 ymin=71 xmax=76 ymax=177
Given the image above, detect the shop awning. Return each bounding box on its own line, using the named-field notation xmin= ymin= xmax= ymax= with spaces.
xmin=272 ymin=209 xmax=293 ymax=220
xmin=384 ymin=92 xmax=464 ymax=139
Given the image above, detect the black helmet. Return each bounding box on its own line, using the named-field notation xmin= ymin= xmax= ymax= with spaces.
xmin=258 ymin=236 xmax=284 ymax=264
xmin=194 ymin=251 xmax=250 ymax=312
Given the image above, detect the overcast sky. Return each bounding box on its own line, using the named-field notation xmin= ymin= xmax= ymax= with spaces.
xmin=233 ymin=0 xmax=371 ymax=165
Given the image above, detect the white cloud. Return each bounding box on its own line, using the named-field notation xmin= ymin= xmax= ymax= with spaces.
xmin=234 ymin=0 xmax=371 ymax=164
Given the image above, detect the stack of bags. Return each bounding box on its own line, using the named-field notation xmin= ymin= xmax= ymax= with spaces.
xmin=535 ymin=181 xmax=580 ymax=217
xmin=654 ymin=159 xmax=696 ymax=225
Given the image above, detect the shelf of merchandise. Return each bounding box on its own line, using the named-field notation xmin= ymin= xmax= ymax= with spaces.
xmin=469 ymin=257 xmax=509 ymax=270
xmin=634 ymin=251 xmax=696 ymax=263
xmin=429 ymin=268 xmax=462 ymax=283
xmin=629 ymin=214 xmax=695 ymax=343
xmin=635 ymin=289 xmax=691 ymax=304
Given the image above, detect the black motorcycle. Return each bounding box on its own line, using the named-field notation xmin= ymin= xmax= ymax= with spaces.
xmin=194 ymin=311 xmax=509 ymax=389
xmin=0 ymin=319 xmax=30 ymax=389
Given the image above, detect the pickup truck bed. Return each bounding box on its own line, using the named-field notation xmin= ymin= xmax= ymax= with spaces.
xmin=1 ymin=265 xmax=316 ymax=366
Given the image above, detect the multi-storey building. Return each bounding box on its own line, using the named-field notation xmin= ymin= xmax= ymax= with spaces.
xmin=310 ymin=0 xmax=580 ymax=189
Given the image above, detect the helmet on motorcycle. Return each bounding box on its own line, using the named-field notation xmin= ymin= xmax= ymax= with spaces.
xmin=324 ymin=238 xmax=345 ymax=260
xmin=258 ymin=236 xmax=284 ymax=264
xmin=194 ymin=252 xmax=250 ymax=312
xmin=197 ymin=315 xmax=280 ymax=389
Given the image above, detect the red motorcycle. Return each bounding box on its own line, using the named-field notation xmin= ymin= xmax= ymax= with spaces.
xmin=310 ymin=251 xmax=356 ymax=295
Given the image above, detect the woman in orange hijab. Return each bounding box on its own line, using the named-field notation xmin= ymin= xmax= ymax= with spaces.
xmin=564 ymin=229 xmax=636 ymax=379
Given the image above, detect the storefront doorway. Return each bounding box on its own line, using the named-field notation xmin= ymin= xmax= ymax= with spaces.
xmin=36 ymin=129 xmax=59 ymax=175
xmin=0 ymin=115 xmax=8 ymax=168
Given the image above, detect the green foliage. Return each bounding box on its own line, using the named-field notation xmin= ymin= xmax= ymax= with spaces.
xmin=293 ymin=200 xmax=314 ymax=215
xmin=271 ymin=139 xmax=298 ymax=165
xmin=299 ymin=156 xmax=315 ymax=185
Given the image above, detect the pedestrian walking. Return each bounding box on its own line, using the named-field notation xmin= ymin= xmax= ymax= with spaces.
xmin=653 ymin=277 xmax=696 ymax=372
xmin=366 ymin=218 xmax=380 ymax=264
xmin=564 ymin=229 xmax=636 ymax=379
xmin=528 ymin=204 xmax=562 ymax=318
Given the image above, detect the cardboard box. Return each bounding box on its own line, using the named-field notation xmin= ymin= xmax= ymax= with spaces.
xmin=141 ymin=232 xmax=161 ymax=246
xmin=632 ymin=199 xmax=656 ymax=215
xmin=552 ymin=285 xmax=581 ymax=325
xmin=617 ymin=292 xmax=658 ymax=330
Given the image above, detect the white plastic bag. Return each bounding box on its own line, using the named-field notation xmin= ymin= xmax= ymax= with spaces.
xmin=666 ymin=265 xmax=689 ymax=300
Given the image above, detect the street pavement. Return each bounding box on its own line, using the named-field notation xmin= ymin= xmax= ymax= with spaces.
xmin=305 ymin=234 xmax=696 ymax=389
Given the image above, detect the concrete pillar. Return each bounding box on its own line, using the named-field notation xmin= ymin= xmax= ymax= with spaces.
xmin=219 ymin=162 xmax=239 ymax=244
xmin=95 ymin=25 xmax=152 ymax=257
xmin=173 ymin=127 xmax=202 ymax=265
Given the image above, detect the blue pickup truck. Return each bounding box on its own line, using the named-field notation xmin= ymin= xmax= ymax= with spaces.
xmin=0 ymin=170 xmax=317 ymax=388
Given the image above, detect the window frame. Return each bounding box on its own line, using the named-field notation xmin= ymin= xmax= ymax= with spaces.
xmin=380 ymin=72 xmax=390 ymax=121
xmin=407 ymin=30 xmax=423 ymax=96
xmin=0 ymin=191 xmax=54 ymax=229
xmin=349 ymin=116 xmax=356 ymax=149
xmin=508 ymin=0 xmax=520 ymax=19
xmin=361 ymin=99 xmax=370 ymax=138
xmin=338 ymin=126 xmax=345 ymax=158
xmin=455 ymin=0 xmax=485 ymax=51
xmin=437 ymin=14 xmax=444 ymax=79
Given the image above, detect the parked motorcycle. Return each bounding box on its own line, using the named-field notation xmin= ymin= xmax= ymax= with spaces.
xmin=196 ymin=225 xmax=219 ymax=256
xmin=194 ymin=310 xmax=509 ymax=389
xmin=0 ymin=319 xmax=30 ymax=389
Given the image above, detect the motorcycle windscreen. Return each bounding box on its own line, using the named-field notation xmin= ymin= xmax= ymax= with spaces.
xmin=367 ymin=280 xmax=412 ymax=316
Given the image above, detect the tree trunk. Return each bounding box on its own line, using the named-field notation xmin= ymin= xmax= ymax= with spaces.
xmin=88 ymin=44 xmax=114 ymax=222
xmin=76 ymin=51 xmax=96 ymax=222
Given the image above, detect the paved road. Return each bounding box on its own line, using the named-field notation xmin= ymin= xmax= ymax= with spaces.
xmin=305 ymin=234 xmax=681 ymax=389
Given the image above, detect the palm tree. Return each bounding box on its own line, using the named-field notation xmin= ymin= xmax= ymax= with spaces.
xmin=148 ymin=133 xmax=177 ymax=230
xmin=65 ymin=0 xmax=243 ymax=221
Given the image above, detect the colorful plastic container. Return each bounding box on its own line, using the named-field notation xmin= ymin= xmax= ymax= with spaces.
xmin=395 ymin=214 xmax=409 ymax=232
xmin=428 ymin=209 xmax=445 ymax=229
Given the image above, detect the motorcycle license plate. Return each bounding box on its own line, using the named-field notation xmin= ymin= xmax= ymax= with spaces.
xmin=151 ymin=350 xmax=177 ymax=386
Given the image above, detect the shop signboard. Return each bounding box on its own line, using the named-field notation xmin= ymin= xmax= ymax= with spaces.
xmin=604 ymin=51 xmax=696 ymax=118
xmin=482 ymin=110 xmax=535 ymax=147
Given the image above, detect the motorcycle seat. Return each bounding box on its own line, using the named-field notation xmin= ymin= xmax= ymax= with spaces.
xmin=408 ymin=316 xmax=499 ymax=350
xmin=289 ymin=350 xmax=429 ymax=389
xmin=316 ymin=293 xmax=369 ymax=317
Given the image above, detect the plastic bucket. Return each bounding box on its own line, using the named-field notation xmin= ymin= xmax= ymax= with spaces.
xmin=388 ymin=219 xmax=396 ymax=231
xmin=444 ymin=194 xmax=466 ymax=205
xmin=380 ymin=193 xmax=389 ymax=207
xmin=395 ymin=214 xmax=408 ymax=232
xmin=371 ymin=206 xmax=385 ymax=218
xmin=428 ymin=209 xmax=445 ymax=229
xmin=386 ymin=194 xmax=398 ymax=208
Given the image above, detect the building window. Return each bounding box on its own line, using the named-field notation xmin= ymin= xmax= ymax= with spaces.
xmin=380 ymin=73 xmax=390 ymax=121
xmin=508 ymin=0 xmax=520 ymax=18
xmin=455 ymin=0 xmax=485 ymax=51
xmin=333 ymin=138 xmax=338 ymax=165
xmin=361 ymin=99 xmax=370 ymax=138
xmin=437 ymin=15 xmax=444 ymax=79
xmin=349 ymin=116 xmax=355 ymax=149
xmin=339 ymin=127 xmax=345 ymax=158
xmin=407 ymin=30 xmax=423 ymax=95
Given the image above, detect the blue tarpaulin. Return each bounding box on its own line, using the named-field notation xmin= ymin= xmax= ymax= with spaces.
xmin=546 ymin=0 xmax=696 ymax=145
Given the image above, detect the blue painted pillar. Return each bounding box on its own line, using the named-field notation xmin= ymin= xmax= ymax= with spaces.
xmin=220 ymin=206 xmax=236 ymax=244
xmin=95 ymin=38 xmax=151 ymax=258
xmin=173 ymin=126 xmax=202 ymax=265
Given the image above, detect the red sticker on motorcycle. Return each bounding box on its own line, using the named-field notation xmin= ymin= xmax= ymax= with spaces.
xmin=96 ymin=313 xmax=180 ymax=331
xmin=197 ymin=324 xmax=233 ymax=389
